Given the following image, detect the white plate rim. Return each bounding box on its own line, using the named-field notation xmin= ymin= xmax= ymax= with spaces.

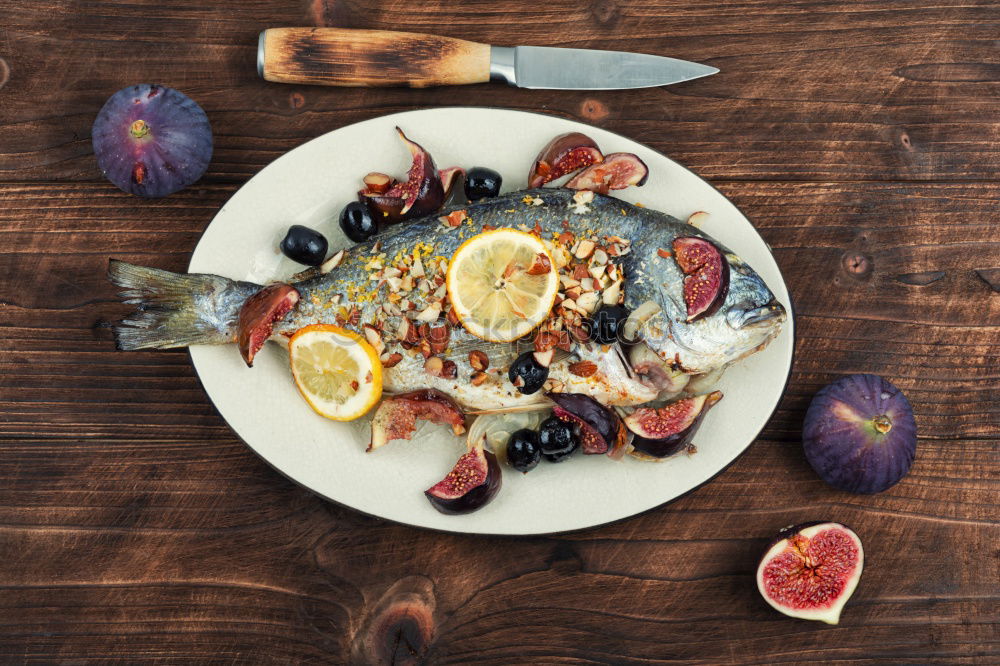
xmin=187 ymin=106 xmax=796 ymax=536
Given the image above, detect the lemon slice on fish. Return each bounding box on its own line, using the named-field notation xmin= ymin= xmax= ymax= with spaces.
xmin=446 ymin=229 xmax=559 ymax=343
xmin=289 ymin=324 xmax=382 ymax=421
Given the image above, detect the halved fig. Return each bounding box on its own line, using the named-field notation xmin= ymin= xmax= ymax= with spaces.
xmin=360 ymin=128 xmax=444 ymax=224
xmin=369 ymin=389 xmax=465 ymax=452
xmin=756 ymin=522 xmax=864 ymax=625
xmin=565 ymin=153 xmax=649 ymax=194
xmin=625 ymin=391 xmax=722 ymax=458
xmin=672 ymin=237 xmax=730 ymax=321
xmin=237 ymin=284 xmax=299 ymax=367
xmin=548 ymin=392 xmax=627 ymax=456
xmin=528 ymin=132 xmax=604 ymax=187
xmin=424 ymin=441 xmax=502 ymax=515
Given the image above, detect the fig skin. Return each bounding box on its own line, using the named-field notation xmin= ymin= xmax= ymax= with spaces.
xmin=92 ymin=84 xmax=212 ymax=198
xmin=547 ymin=392 xmax=627 ymax=456
xmin=672 ymin=237 xmax=730 ymax=321
xmin=627 ymin=391 xmax=722 ymax=458
xmin=528 ymin=132 xmax=604 ymax=187
xmin=360 ymin=128 xmax=444 ymax=224
xmin=803 ymin=374 xmax=917 ymax=494
xmin=756 ymin=521 xmax=864 ymax=625
xmin=425 ymin=444 xmax=502 ymax=515
xmin=565 ymin=152 xmax=649 ymax=194
xmin=236 ymin=284 xmax=299 ymax=367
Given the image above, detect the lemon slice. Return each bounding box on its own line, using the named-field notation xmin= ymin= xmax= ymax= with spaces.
xmin=288 ymin=324 xmax=382 ymax=421
xmin=446 ymin=229 xmax=559 ymax=342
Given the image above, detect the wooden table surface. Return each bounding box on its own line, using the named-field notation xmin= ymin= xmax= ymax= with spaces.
xmin=1 ymin=1 xmax=998 ymax=663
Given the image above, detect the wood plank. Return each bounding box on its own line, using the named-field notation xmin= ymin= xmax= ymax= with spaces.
xmin=2 ymin=1 xmax=1000 ymax=182
xmin=0 ymin=178 xmax=996 ymax=662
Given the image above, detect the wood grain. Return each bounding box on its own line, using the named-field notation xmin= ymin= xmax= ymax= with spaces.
xmin=0 ymin=0 xmax=998 ymax=663
xmin=261 ymin=28 xmax=491 ymax=87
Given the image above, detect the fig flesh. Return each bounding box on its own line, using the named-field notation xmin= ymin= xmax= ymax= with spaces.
xmin=528 ymin=132 xmax=604 ymax=187
xmin=803 ymin=374 xmax=917 ymax=494
xmin=672 ymin=237 xmax=730 ymax=321
xmin=438 ymin=166 xmax=466 ymax=202
xmin=360 ymin=128 xmax=444 ymax=224
xmin=369 ymin=389 xmax=465 ymax=452
xmin=92 ymin=84 xmax=212 ymax=198
xmin=626 ymin=391 xmax=722 ymax=458
xmin=424 ymin=442 xmax=502 ymax=515
xmin=237 ymin=284 xmax=299 ymax=366
xmin=756 ymin=522 xmax=864 ymax=625
xmin=565 ymin=153 xmax=649 ymax=194
xmin=547 ymin=392 xmax=627 ymax=456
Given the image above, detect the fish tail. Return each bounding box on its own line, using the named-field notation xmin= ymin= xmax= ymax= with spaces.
xmin=108 ymin=259 xmax=259 ymax=350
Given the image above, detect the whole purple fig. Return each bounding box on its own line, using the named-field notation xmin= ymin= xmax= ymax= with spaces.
xmin=92 ymin=84 xmax=212 ymax=197
xmin=803 ymin=374 xmax=916 ymax=494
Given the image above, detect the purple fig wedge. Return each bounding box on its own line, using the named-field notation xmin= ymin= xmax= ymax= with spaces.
xmin=626 ymin=391 xmax=722 ymax=458
xmin=565 ymin=152 xmax=649 ymax=194
xmin=528 ymin=132 xmax=604 ymax=187
xmin=425 ymin=442 xmax=502 ymax=515
xmin=672 ymin=237 xmax=730 ymax=321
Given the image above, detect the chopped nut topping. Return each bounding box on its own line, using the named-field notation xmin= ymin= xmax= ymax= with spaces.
xmin=441 ymin=360 xmax=458 ymax=379
xmin=526 ymin=252 xmax=552 ymax=276
xmin=470 ymin=371 xmax=489 ymax=386
xmin=381 ymin=352 xmax=403 ymax=368
xmin=575 ymin=239 xmax=596 ymax=259
xmin=533 ymin=348 xmax=555 ymax=368
xmin=469 ymin=350 xmax=489 ymax=371
xmin=569 ymin=360 xmax=598 ymax=377
xmin=424 ymin=355 xmax=444 ymax=376
xmin=320 ymin=249 xmax=346 ymax=274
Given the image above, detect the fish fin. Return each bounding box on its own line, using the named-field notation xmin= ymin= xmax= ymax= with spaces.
xmin=108 ymin=259 xmax=259 ymax=350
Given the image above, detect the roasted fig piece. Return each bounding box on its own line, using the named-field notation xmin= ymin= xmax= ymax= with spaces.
xmin=803 ymin=374 xmax=917 ymax=494
xmin=528 ymin=132 xmax=604 ymax=187
xmin=237 ymin=284 xmax=299 ymax=367
xmin=547 ymin=393 xmax=627 ymax=456
xmin=757 ymin=522 xmax=864 ymax=625
xmin=425 ymin=442 xmax=502 ymax=515
xmin=369 ymin=389 xmax=465 ymax=452
xmin=359 ymin=128 xmax=445 ymax=224
xmin=565 ymin=153 xmax=648 ymax=194
xmin=626 ymin=391 xmax=722 ymax=458
xmin=672 ymin=237 xmax=730 ymax=321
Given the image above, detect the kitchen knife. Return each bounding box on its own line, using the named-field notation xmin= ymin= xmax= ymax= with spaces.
xmin=258 ymin=28 xmax=718 ymax=89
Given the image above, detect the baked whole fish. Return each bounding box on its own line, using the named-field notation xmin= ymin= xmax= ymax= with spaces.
xmin=109 ymin=188 xmax=786 ymax=410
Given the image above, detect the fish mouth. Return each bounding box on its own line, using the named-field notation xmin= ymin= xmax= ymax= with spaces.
xmin=727 ymin=299 xmax=786 ymax=330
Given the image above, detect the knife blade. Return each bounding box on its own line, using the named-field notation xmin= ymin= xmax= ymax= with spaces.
xmin=258 ymin=28 xmax=717 ymax=89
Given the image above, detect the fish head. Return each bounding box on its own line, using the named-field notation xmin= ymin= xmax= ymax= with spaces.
xmin=624 ymin=219 xmax=787 ymax=375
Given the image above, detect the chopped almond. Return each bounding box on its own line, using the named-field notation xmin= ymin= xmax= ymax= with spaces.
xmin=575 ymin=239 xmax=596 ymax=259
xmin=424 ymin=355 xmax=443 ymax=376
xmin=569 ymin=360 xmax=598 ymax=377
xmin=470 ymin=371 xmax=489 ymax=386
xmin=381 ymin=352 xmax=403 ymax=368
xmin=441 ymin=360 xmax=458 ymax=379
xmin=526 ymin=252 xmax=552 ymax=276
xmin=657 ymin=248 xmax=672 ymax=259
xmin=533 ymin=348 xmax=555 ymax=368
xmin=469 ymin=350 xmax=489 ymax=371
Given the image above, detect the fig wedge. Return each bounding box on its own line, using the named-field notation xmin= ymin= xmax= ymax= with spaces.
xmin=369 ymin=389 xmax=465 ymax=452
xmin=360 ymin=128 xmax=445 ymax=224
xmin=439 ymin=167 xmax=466 ymax=199
xmin=528 ymin=132 xmax=604 ymax=187
xmin=672 ymin=237 xmax=730 ymax=321
xmin=626 ymin=391 xmax=722 ymax=458
xmin=565 ymin=153 xmax=649 ymax=194
xmin=757 ymin=522 xmax=864 ymax=625
xmin=237 ymin=284 xmax=299 ymax=367
xmin=548 ymin=392 xmax=627 ymax=456
xmin=425 ymin=441 xmax=502 ymax=515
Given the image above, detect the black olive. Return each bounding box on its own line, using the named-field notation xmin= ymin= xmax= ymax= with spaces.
xmin=506 ymin=428 xmax=541 ymax=473
xmin=588 ymin=304 xmax=632 ymax=344
xmin=464 ymin=167 xmax=502 ymax=201
xmin=508 ymin=351 xmax=548 ymax=395
xmin=538 ymin=416 xmax=579 ymax=462
xmin=280 ymin=225 xmax=328 ymax=266
xmin=339 ymin=201 xmax=378 ymax=243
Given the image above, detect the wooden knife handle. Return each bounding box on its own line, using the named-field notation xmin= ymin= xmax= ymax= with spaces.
xmin=258 ymin=28 xmax=492 ymax=87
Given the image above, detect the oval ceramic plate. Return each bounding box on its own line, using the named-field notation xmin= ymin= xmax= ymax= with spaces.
xmin=189 ymin=108 xmax=794 ymax=535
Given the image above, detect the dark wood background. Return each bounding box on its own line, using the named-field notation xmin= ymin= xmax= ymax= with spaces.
xmin=1 ymin=1 xmax=998 ymax=663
